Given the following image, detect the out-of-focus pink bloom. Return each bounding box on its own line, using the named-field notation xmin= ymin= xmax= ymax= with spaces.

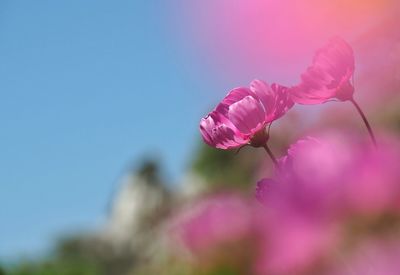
xmin=171 ymin=193 xmax=257 ymax=257
xmin=200 ymin=80 xmax=293 ymax=149
xmin=257 ymin=133 xmax=400 ymax=215
xmin=255 ymin=177 xmax=340 ymax=275
xmin=171 ymin=191 xmax=339 ymax=274
xmin=328 ymin=239 xmax=400 ymax=275
xmin=279 ymin=136 xmax=353 ymax=184
xmin=343 ymin=138 xmax=400 ymax=214
xmin=291 ymin=37 xmax=355 ymax=104
xmin=170 ymin=133 xmax=400 ymax=274
xmin=253 ymin=133 xmax=400 ymax=274
xmin=256 ymin=135 xmax=352 ymax=216
xmin=255 ymin=214 xmax=339 ymax=275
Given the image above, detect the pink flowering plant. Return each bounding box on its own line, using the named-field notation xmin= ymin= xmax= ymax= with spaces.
xmin=169 ymin=38 xmax=400 ymax=274
xmin=200 ymin=80 xmax=293 ymax=165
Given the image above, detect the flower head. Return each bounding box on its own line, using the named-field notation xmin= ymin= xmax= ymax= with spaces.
xmin=171 ymin=193 xmax=257 ymax=257
xmin=291 ymin=37 xmax=355 ymax=104
xmin=329 ymin=239 xmax=400 ymax=275
xmin=200 ymin=80 xmax=293 ymax=149
xmin=257 ymin=133 xmax=400 ymax=215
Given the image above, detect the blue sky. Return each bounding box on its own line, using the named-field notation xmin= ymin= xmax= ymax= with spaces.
xmin=0 ymin=1 xmax=223 ymax=260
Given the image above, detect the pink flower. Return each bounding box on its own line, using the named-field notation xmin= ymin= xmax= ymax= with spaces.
xmin=343 ymin=138 xmax=400 ymax=214
xmin=257 ymin=133 xmax=400 ymax=216
xmin=254 ymin=134 xmax=400 ymax=274
xmin=171 ymin=193 xmax=257 ymax=257
xmin=290 ymin=37 xmax=355 ymax=104
xmin=328 ymin=239 xmax=400 ymax=275
xmin=278 ymin=135 xmax=354 ymax=187
xmin=255 ymin=135 xmax=353 ymax=217
xmin=254 ymin=214 xmax=339 ymax=275
xmin=200 ymin=80 xmax=293 ymax=149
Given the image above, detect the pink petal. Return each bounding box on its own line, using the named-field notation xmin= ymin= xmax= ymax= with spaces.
xmin=250 ymin=80 xmax=294 ymax=122
xmin=200 ymin=111 xmax=248 ymax=149
xmin=250 ymin=79 xmax=275 ymax=114
xmin=313 ymin=37 xmax=354 ymax=81
xmin=255 ymin=178 xmax=278 ymax=206
xmin=270 ymin=83 xmax=294 ymax=120
xmin=199 ymin=115 xmax=217 ymax=146
xmin=291 ymin=37 xmax=355 ymax=104
xmin=211 ymin=124 xmax=242 ymax=149
xmin=228 ymin=96 xmax=265 ymax=135
xmin=215 ymin=87 xmax=252 ymax=117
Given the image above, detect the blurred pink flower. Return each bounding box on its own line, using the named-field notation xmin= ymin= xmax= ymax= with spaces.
xmin=171 ymin=193 xmax=257 ymax=257
xmin=328 ymin=239 xmax=400 ymax=275
xmin=343 ymin=138 xmax=400 ymax=214
xmin=256 ymin=135 xmax=351 ymax=217
xmin=170 ymin=133 xmax=400 ymax=274
xmin=200 ymin=80 xmax=293 ymax=149
xmin=291 ymin=37 xmax=355 ymax=104
xmin=257 ymin=133 xmax=400 ymax=216
xmin=171 ymin=191 xmax=339 ymax=274
xmin=279 ymin=136 xmax=353 ymax=183
xmin=254 ymin=133 xmax=400 ymax=274
xmin=255 ymin=214 xmax=339 ymax=275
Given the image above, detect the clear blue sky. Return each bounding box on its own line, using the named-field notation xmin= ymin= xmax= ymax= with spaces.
xmin=0 ymin=0 xmax=224 ymax=260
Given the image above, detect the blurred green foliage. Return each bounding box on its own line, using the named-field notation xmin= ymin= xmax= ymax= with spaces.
xmin=192 ymin=143 xmax=263 ymax=189
xmin=5 ymin=235 xmax=135 ymax=275
xmin=55 ymin=237 xmax=135 ymax=275
xmin=7 ymin=259 xmax=100 ymax=275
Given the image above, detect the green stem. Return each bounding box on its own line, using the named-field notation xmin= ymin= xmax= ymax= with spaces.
xmin=262 ymin=144 xmax=279 ymax=168
xmin=350 ymin=98 xmax=377 ymax=147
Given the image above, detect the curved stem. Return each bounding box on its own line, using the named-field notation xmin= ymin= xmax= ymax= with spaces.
xmin=350 ymin=98 xmax=377 ymax=147
xmin=262 ymin=144 xmax=279 ymax=168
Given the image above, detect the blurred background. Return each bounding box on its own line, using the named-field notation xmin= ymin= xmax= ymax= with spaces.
xmin=1 ymin=0 xmax=399 ymax=274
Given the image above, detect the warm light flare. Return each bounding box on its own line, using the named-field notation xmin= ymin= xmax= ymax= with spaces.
xmin=175 ymin=0 xmax=398 ymax=78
